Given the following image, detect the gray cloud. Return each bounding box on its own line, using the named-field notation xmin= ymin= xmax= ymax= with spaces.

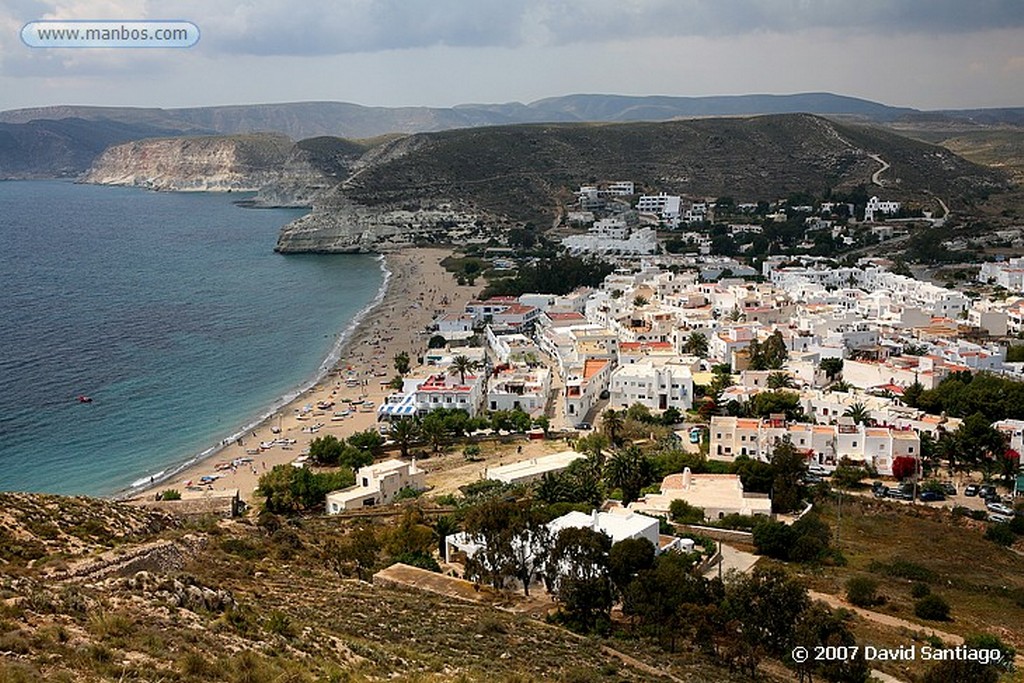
xmin=184 ymin=0 xmax=1024 ymax=56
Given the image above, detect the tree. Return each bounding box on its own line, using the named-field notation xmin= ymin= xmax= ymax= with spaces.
xmin=389 ymin=418 xmax=419 ymax=459
xmin=433 ymin=515 xmax=459 ymax=558
xmin=769 ymin=437 xmax=808 ymax=513
xmin=601 ymin=409 xmax=624 ymax=445
xmin=463 ymin=500 xmax=550 ymax=596
xmin=998 ymin=448 xmax=1021 ymax=488
xmin=750 ymin=330 xmax=788 ymax=370
xmin=308 ymin=434 xmax=345 ymax=466
xmin=546 ymin=526 xmax=613 ymax=633
xmin=724 ymin=566 xmax=810 ymax=675
xmin=604 ymin=446 xmax=655 ymax=505
xmin=832 ymin=460 xmax=869 ymax=490
xmin=669 ymin=499 xmax=705 ymax=524
xmin=845 ymin=576 xmax=882 ymax=607
xmin=684 ymin=331 xmax=709 ymax=358
xmin=450 ymin=355 xmax=477 ymax=385
xmin=608 ymin=537 xmax=656 ymax=599
xmin=633 ymin=295 xmax=649 ymax=307
xmin=347 ymin=429 xmax=384 ymax=452
xmin=791 ymin=603 xmax=870 ymax=683
xmin=842 ymin=402 xmax=871 ymax=425
xmin=820 ymin=357 xmax=844 ymax=382
xmin=393 ymin=351 xmax=411 ymax=375
xmin=323 ymin=526 xmax=380 ymax=581
xmin=914 ymin=594 xmax=951 ymax=621
xmin=752 ymin=520 xmax=794 ymax=560
xmin=419 ymin=413 xmax=448 ymax=453
xmin=767 ymin=371 xmax=796 ymax=390
xmin=384 ymin=506 xmax=435 ymax=557
xmin=256 ymin=465 xmax=354 ymax=515
xmin=427 ymin=334 xmax=447 ymax=349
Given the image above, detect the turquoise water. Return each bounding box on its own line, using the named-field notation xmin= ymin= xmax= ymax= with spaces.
xmin=0 ymin=180 xmax=383 ymax=496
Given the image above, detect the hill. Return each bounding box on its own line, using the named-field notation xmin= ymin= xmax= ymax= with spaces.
xmin=0 ymin=118 xmax=213 ymax=179
xmin=0 ymin=492 xmax=756 ymax=682
xmin=275 ymin=114 xmax=1009 ymax=252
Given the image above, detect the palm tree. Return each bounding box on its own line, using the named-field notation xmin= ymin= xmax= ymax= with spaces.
xmin=829 ymin=380 xmax=852 ymax=393
xmin=433 ymin=515 xmax=459 ymax=559
xmin=450 ymin=355 xmax=477 ymax=385
xmin=389 ymin=418 xmax=419 ymax=459
xmin=843 ymin=402 xmax=871 ymax=425
xmin=767 ymin=371 xmax=796 ymax=390
xmin=420 ymin=415 xmax=447 ymax=453
xmin=601 ymin=409 xmax=624 ymax=446
xmin=684 ymin=331 xmax=709 ymax=358
xmin=604 ymin=446 xmax=654 ymax=505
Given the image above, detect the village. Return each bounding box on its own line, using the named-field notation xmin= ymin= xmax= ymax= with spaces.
xmin=147 ymin=180 xmax=1024 ymax=681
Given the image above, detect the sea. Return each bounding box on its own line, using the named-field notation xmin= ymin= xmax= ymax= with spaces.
xmin=0 ymin=180 xmax=384 ymax=497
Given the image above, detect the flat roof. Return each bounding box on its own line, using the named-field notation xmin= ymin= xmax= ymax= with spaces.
xmin=485 ymin=450 xmax=585 ymax=483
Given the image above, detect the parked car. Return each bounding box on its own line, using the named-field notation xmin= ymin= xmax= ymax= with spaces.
xmin=888 ymin=489 xmax=913 ymax=501
xmin=918 ymin=490 xmax=945 ymax=502
xmin=576 ymin=422 xmax=591 ymax=431
xmin=940 ymin=482 xmax=957 ymax=496
xmin=988 ymin=512 xmax=1014 ymax=524
xmin=987 ymin=502 xmax=1014 ymax=516
xmin=873 ymin=485 xmax=890 ymax=499
xmin=979 ymin=485 xmax=998 ymax=500
xmin=964 ymin=484 xmax=979 ymax=497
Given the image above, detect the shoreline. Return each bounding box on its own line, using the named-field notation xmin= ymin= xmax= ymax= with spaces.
xmin=113 ymin=252 xmax=393 ymax=501
xmin=123 ymin=247 xmax=475 ymax=505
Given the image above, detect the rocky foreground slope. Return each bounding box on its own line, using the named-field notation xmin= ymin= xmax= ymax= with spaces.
xmin=0 ymin=492 xmax=751 ymax=682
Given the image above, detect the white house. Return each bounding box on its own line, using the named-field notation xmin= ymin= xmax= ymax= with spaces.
xmin=608 ymin=360 xmax=693 ymax=412
xmin=484 ymin=450 xmax=587 ymax=485
xmin=326 ymin=459 xmax=425 ymax=513
xmin=629 ymin=468 xmax=772 ymax=521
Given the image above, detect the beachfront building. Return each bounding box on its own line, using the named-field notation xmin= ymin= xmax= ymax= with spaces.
xmin=630 ymin=468 xmax=772 ymax=521
xmin=484 ymin=450 xmax=587 ymax=486
xmin=326 ymin=459 xmax=425 ymax=513
xmin=561 ymin=219 xmax=658 ymax=256
xmin=378 ymin=370 xmax=487 ymax=419
xmin=486 ymin=363 xmax=551 ymax=416
xmin=608 ymin=359 xmax=693 ymax=412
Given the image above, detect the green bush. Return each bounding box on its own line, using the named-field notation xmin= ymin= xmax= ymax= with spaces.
xmin=911 ymin=582 xmax=931 ymax=599
xmin=984 ymin=523 xmax=1015 ymax=546
xmin=669 ymin=499 xmax=705 ymax=524
xmin=159 ymin=489 xmax=181 ymax=501
xmin=845 ymin=576 xmax=881 ymax=607
xmin=868 ymin=558 xmax=935 ymax=582
xmin=914 ymin=594 xmax=951 ymax=621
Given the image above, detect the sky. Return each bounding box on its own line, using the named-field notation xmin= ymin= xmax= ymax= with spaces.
xmin=1 ymin=0 xmax=1023 ymax=112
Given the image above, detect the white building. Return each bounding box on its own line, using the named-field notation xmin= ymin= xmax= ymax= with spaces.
xmin=326 ymin=459 xmax=425 ymax=513
xmin=608 ymin=360 xmax=693 ymax=412
xmin=486 ymin=364 xmax=551 ymax=416
xmin=630 ymin=468 xmax=772 ymax=521
xmin=484 ymin=450 xmax=587 ymax=485
xmin=864 ymin=196 xmax=901 ymax=222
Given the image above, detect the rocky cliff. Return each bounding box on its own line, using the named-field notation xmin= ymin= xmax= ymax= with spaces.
xmin=81 ymin=133 xmax=334 ymax=206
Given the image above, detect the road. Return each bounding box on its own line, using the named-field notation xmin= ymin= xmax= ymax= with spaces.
xmin=868 ymin=153 xmax=890 ymax=187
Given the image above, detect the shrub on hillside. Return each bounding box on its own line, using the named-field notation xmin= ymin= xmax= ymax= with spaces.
xmin=914 ymin=594 xmax=951 ymax=621
xmin=845 ymin=576 xmax=882 ymax=607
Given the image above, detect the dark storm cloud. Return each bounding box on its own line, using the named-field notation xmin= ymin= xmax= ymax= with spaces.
xmin=192 ymin=0 xmax=1024 ymax=56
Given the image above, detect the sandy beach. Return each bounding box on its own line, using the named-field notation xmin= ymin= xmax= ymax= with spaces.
xmin=131 ymin=247 xmax=477 ymax=505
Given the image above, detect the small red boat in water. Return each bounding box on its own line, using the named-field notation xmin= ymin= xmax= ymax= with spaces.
xmin=77 ymin=395 xmax=92 ymax=404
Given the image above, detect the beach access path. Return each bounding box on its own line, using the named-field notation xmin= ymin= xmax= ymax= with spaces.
xmin=133 ymin=247 xmax=478 ymax=504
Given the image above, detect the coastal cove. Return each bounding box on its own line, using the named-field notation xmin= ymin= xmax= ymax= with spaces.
xmin=0 ymin=180 xmax=384 ymax=497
